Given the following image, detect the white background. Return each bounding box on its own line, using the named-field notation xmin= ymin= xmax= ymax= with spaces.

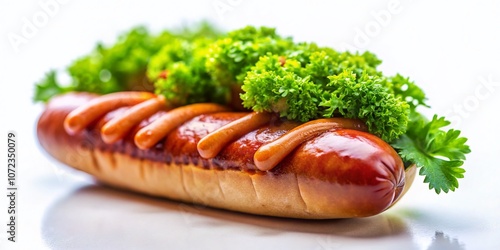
xmin=1 ymin=0 xmax=499 ymax=249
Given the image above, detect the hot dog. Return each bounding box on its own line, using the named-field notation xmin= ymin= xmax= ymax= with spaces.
xmin=34 ymin=24 xmax=470 ymax=219
xmin=37 ymin=92 xmax=416 ymax=219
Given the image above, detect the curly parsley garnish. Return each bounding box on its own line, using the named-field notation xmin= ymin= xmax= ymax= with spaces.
xmin=241 ymin=49 xmax=410 ymax=142
xmin=34 ymin=27 xmax=169 ymax=102
xmin=148 ymin=37 xmax=227 ymax=107
xmin=205 ymin=26 xmax=294 ymax=87
xmin=34 ymin=22 xmax=223 ymax=102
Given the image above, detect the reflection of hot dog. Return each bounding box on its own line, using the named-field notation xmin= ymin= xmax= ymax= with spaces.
xmin=37 ymin=92 xmax=416 ymax=219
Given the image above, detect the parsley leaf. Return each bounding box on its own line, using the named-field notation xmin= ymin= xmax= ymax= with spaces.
xmin=391 ymin=111 xmax=471 ymax=193
xmin=241 ymin=48 xmax=410 ymax=142
xmin=33 ymin=70 xmax=68 ymax=102
xmin=148 ymin=36 xmax=228 ymax=107
xmin=34 ymin=22 xmax=223 ymax=103
xmin=322 ymin=71 xmax=409 ymax=142
xmin=206 ymin=26 xmax=294 ymax=87
xmin=241 ymin=55 xmax=321 ymax=121
xmin=389 ymin=74 xmax=428 ymax=109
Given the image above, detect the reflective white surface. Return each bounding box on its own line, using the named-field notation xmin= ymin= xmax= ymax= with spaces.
xmin=1 ymin=0 xmax=499 ymax=249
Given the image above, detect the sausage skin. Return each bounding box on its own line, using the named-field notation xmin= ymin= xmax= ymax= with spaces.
xmin=36 ymin=92 xmax=412 ymax=219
